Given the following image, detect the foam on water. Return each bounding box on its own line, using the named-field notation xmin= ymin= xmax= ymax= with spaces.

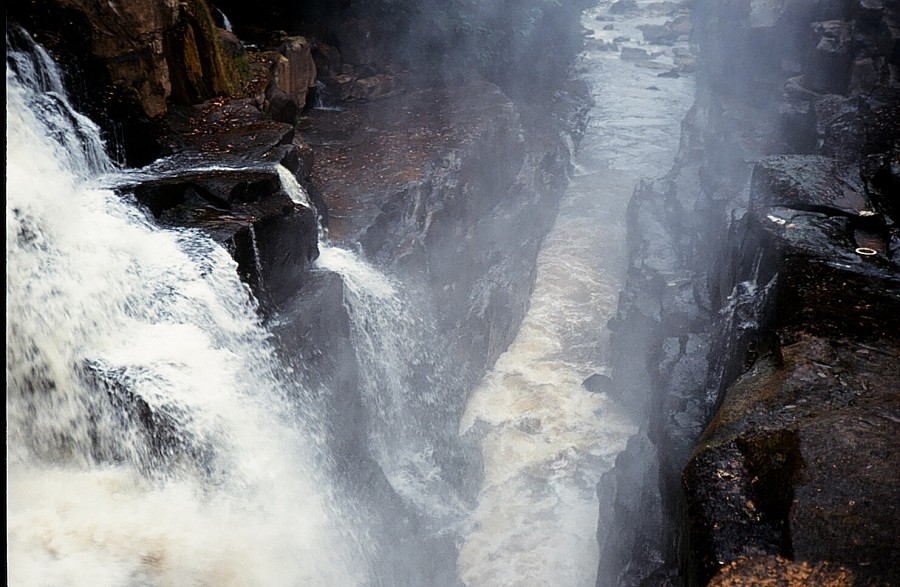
xmin=457 ymin=2 xmax=695 ymax=584
xmin=7 ymin=38 xmax=365 ymax=587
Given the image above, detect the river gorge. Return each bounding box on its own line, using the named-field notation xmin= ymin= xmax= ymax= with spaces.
xmin=6 ymin=0 xmax=899 ymax=586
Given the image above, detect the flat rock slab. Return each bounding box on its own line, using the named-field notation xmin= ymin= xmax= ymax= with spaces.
xmin=299 ymin=78 xmax=520 ymax=244
xmin=118 ymin=97 xmax=323 ymax=308
xmin=748 ymin=154 xmax=900 ymax=341
xmin=751 ymin=155 xmax=870 ymax=216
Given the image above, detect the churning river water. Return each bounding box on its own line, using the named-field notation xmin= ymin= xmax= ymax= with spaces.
xmin=457 ymin=2 xmax=694 ymax=585
xmin=7 ymin=1 xmax=692 ymax=585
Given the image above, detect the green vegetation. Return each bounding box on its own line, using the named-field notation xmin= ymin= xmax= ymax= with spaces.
xmin=167 ymin=0 xmax=241 ymax=103
xmin=187 ymin=0 xmax=240 ymax=95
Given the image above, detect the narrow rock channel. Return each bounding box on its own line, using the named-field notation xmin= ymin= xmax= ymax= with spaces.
xmin=458 ymin=2 xmax=695 ymax=585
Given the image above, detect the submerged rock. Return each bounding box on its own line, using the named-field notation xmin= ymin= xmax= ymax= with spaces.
xmin=583 ymin=373 xmax=614 ymax=394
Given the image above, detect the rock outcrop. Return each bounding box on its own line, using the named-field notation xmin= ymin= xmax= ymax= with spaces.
xmin=600 ymin=0 xmax=900 ymax=585
xmin=108 ymin=95 xmax=321 ymax=310
xmin=8 ymin=0 xmax=243 ymax=165
xmin=303 ymin=76 xmax=588 ymax=384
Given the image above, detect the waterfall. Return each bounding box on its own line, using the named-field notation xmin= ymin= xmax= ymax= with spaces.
xmin=314 ymin=246 xmax=471 ymax=534
xmin=276 ymin=164 xmax=315 ymax=209
xmin=7 ymin=33 xmax=365 ymax=587
xmin=215 ymin=6 xmax=234 ymax=33
xmin=273 ymin=163 xmax=471 ymax=534
xmin=313 ymin=80 xmax=343 ymax=112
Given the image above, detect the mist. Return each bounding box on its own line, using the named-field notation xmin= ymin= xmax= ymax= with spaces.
xmin=8 ymin=0 xmax=900 ymax=585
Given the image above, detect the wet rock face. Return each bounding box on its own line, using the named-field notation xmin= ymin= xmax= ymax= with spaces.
xmin=603 ymin=0 xmax=900 ymax=585
xmin=681 ymin=144 xmax=900 ymax=586
xmin=684 ymin=335 xmax=900 ymax=586
xmin=265 ymin=36 xmax=319 ymax=122
xmin=304 ymin=75 xmax=589 ymax=380
xmin=124 ymin=99 xmax=323 ymax=311
xmin=54 ymin=0 xmax=181 ymax=118
xmin=749 ymin=156 xmax=900 ymax=342
xmin=8 ymin=0 xmax=243 ymax=166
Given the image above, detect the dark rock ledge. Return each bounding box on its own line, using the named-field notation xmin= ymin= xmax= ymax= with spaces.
xmin=9 ymin=1 xmax=591 ymax=581
xmin=122 ymin=99 xmax=324 ymax=311
xmin=599 ymin=0 xmax=900 ymax=585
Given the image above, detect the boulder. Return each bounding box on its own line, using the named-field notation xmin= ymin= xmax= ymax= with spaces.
xmin=621 ymin=46 xmax=651 ymax=61
xmin=312 ymin=41 xmax=343 ymax=78
xmin=349 ymin=73 xmax=403 ymax=101
xmin=266 ymin=80 xmax=300 ymax=123
xmin=610 ymin=0 xmax=640 ymax=14
xmin=683 ymin=335 xmax=900 ymax=586
xmin=637 ymin=16 xmax=692 ymax=49
xmin=805 ymin=20 xmax=854 ymax=94
xmin=270 ymin=36 xmax=318 ymax=112
xmin=639 ymin=24 xmax=678 ymax=45
xmin=583 ymin=373 xmax=614 ymax=394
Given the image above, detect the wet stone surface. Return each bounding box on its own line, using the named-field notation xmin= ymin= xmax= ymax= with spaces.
xmin=299 ymin=77 xmax=520 ymax=247
xmin=603 ymin=0 xmax=900 ymax=585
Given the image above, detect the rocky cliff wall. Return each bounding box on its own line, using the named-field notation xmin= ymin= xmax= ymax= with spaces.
xmin=8 ymin=0 xmax=589 ymax=383
xmin=8 ymin=0 xmax=247 ymax=165
xmin=8 ymin=2 xmax=590 ymax=579
xmin=600 ymin=0 xmax=899 ymax=585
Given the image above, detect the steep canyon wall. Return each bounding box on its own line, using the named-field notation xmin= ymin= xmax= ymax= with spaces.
xmin=7 ymin=3 xmax=590 ymax=581
xmin=601 ymin=0 xmax=899 ymax=585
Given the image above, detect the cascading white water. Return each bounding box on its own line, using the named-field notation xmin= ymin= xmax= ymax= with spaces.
xmin=6 ymin=36 xmax=365 ymax=587
xmin=314 ymin=246 xmax=469 ymax=534
xmin=277 ymin=164 xmax=316 ymax=209
xmin=457 ymin=2 xmax=696 ymax=585
xmin=313 ymin=80 xmax=343 ymax=112
xmin=9 ymin=0 xmax=697 ymax=581
xmin=216 ymin=7 xmax=234 ymax=33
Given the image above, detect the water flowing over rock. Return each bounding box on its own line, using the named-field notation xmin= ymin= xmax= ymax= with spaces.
xmin=9 ymin=0 xmax=898 ymax=584
xmin=6 ymin=0 xmax=594 ymax=584
xmin=303 ymin=74 xmax=589 ymax=384
xmin=6 ymin=37 xmax=366 ymax=586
